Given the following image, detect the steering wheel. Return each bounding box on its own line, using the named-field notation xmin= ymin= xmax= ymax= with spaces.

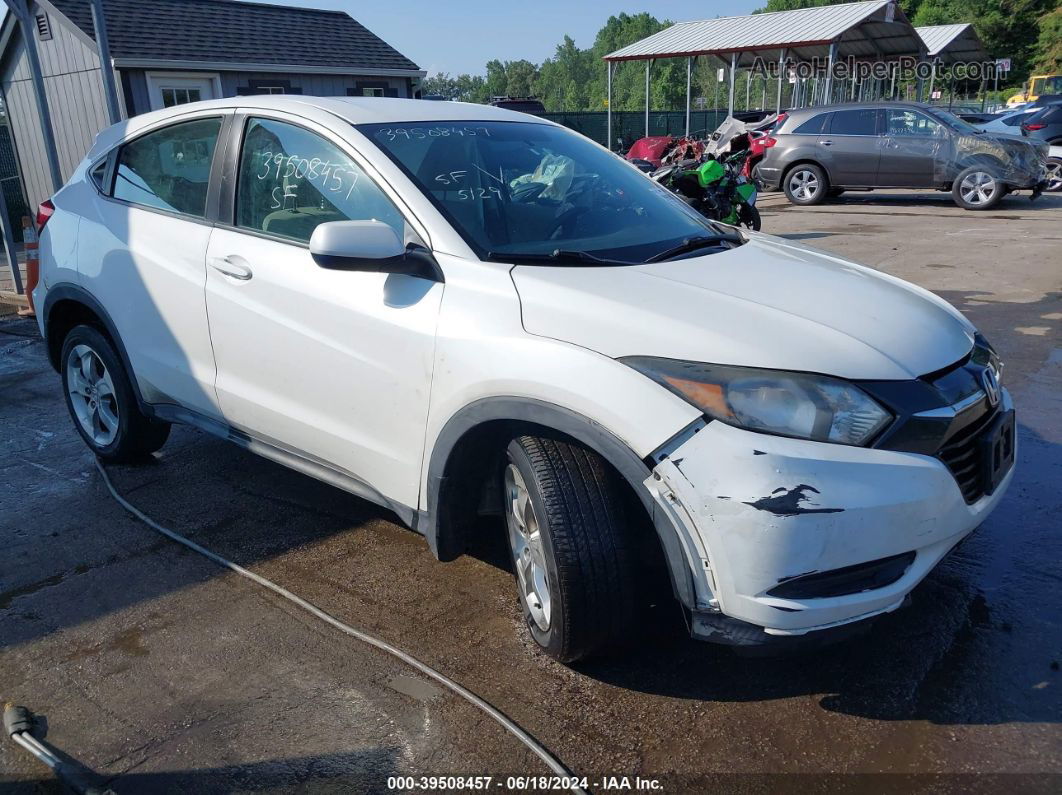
xmin=510 ymin=181 xmax=547 ymax=203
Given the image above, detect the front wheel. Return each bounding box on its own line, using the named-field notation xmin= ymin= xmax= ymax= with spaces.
xmin=61 ymin=325 xmax=170 ymax=462
xmin=1045 ymin=158 xmax=1062 ymax=192
xmin=952 ymin=165 xmax=1004 ymax=210
xmin=502 ymin=436 xmax=636 ymax=663
xmin=737 ymin=203 xmax=762 ymax=231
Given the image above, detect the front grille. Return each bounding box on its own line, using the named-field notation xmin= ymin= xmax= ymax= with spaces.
xmin=767 ymin=551 xmax=916 ymax=599
xmin=937 ymin=406 xmax=999 ymax=503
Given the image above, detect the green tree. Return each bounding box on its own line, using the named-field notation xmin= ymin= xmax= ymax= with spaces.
xmin=1034 ymin=5 xmax=1062 ymax=73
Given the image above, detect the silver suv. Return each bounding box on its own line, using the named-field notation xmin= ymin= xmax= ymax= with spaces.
xmin=757 ymin=102 xmax=1048 ymax=210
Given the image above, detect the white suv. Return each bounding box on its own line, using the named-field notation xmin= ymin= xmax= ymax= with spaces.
xmin=36 ymin=97 xmax=1015 ymax=661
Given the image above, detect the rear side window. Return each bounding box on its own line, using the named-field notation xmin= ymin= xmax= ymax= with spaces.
xmin=235 ymin=117 xmax=405 ymax=244
xmin=791 ymin=113 xmax=830 ymax=135
xmin=89 ymin=159 xmax=107 ymax=191
xmin=113 ymin=118 xmax=222 ymax=217
xmin=829 ymin=109 xmax=880 ymax=136
xmin=1002 ymin=112 xmax=1030 ymax=127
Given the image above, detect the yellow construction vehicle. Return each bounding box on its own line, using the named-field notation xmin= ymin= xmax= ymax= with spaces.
xmin=1008 ymin=75 xmax=1062 ymax=106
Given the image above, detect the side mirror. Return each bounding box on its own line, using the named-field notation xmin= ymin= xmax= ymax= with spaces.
xmin=309 ymin=220 xmax=443 ymax=282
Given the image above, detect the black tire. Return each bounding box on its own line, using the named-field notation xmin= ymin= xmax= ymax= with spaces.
xmin=783 ymin=163 xmax=828 ymax=205
xmin=60 ymin=324 xmax=170 ymax=463
xmin=738 ymin=203 xmax=762 ymax=231
xmin=502 ymin=436 xmax=635 ymax=663
xmin=952 ymin=164 xmax=1005 ymax=210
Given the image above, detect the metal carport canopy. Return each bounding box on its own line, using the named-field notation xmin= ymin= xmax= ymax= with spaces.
xmin=916 ymin=23 xmax=990 ymax=64
xmin=601 ymin=1 xmax=926 ymax=143
xmin=602 ymin=0 xmax=924 ymax=66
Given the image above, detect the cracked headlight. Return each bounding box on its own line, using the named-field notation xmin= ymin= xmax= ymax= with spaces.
xmin=623 ymin=357 xmax=892 ymax=446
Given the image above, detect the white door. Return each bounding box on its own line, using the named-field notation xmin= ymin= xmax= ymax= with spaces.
xmin=204 ymin=115 xmax=443 ymax=509
xmin=78 ymin=114 xmax=228 ymax=417
xmin=146 ymin=73 xmax=218 ymax=111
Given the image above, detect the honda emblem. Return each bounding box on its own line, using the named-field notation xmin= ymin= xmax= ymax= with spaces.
xmin=981 ymin=367 xmax=1001 ymax=407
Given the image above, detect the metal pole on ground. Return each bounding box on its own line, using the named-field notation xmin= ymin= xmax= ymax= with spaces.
xmin=776 ymin=48 xmax=786 ymax=114
xmin=644 ymin=59 xmax=651 ymax=137
xmin=6 ymin=0 xmax=62 ymax=192
xmin=728 ymin=52 xmax=737 ymax=116
xmin=89 ymin=0 xmax=122 ymax=124
xmin=824 ymin=41 xmax=837 ymax=107
xmin=606 ymin=61 xmax=613 ymax=149
xmin=0 ymin=185 xmax=22 ymax=294
xmin=685 ymin=56 xmax=693 ymax=136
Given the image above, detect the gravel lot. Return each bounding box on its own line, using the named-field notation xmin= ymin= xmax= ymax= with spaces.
xmin=2 ymin=188 xmax=1060 ymax=793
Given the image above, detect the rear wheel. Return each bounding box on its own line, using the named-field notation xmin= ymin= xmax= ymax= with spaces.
xmin=783 ymin=164 xmax=827 ymax=205
xmin=61 ymin=325 xmax=170 ymax=462
xmin=502 ymin=436 xmax=635 ymax=663
xmin=952 ymin=165 xmax=1004 ymax=210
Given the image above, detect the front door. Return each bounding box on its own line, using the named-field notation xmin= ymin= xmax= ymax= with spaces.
xmin=204 ymin=115 xmax=443 ymax=510
xmin=820 ymin=107 xmax=882 ymax=186
xmin=879 ymin=109 xmax=945 ymax=187
xmin=146 ymin=73 xmax=218 ymax=110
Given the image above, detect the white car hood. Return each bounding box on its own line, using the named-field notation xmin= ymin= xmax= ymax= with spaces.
xmin=511 ymin=234 xmax=975 ymax=381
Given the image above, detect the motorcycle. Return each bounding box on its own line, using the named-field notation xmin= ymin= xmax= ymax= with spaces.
xmin=651 ymin=150 xmax=761 ymax=231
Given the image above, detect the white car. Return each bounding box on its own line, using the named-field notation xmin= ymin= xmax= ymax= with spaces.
xmin=1048 ymin=145 xmax=1062 ymax=191
xmin=974 ymin=107 xmax=1036 ymax=135
xmin=36 ymin=97 xmax=1015 ymax=661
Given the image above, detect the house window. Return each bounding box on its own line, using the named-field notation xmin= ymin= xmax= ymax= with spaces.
xmin=362 ymin=87 xmax=385 ymax=97
xmin=161 ymin=87 xmax=203 ymax=107
xmin=254 ymin=86 xmax=286 ymax=95
xmin=35 ymin=14 xmax=52 ymax=41
xmin=236 ymin=79 xmax=301 ymax=96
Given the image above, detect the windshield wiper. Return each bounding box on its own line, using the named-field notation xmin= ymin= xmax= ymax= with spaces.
xmin=485 ymin=249 xmax=633 ymax=267
xmin=645 ymin=234 xmax=742 ymax=263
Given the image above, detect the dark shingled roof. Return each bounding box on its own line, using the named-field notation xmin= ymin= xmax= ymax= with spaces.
xmin=47 ymin=0 xmax=420 ymax=71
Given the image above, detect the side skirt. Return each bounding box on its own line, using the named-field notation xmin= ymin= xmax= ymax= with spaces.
xmin=148 ymin=403 xmax=418 ymax=528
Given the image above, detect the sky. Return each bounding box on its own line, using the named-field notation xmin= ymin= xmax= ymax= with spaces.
xmin=250 ymin=1 xmax=763 ymax=76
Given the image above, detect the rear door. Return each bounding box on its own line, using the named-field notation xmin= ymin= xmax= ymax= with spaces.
xmin=879 ymin=109 xmax=945 ymax=186
xmin=821 ymin=108 xmax=882 ymax=186
xmin=77 ymin=111 xmax=229 ymax=417
xmin=204 ymin=112 xmax=443 ymax=510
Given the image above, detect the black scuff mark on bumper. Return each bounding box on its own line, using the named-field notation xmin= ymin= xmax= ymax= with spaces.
xmin=743 ymin=484 xmax=844 ymax=517
xmin=752 ymin=449 xmax=767 ymax=455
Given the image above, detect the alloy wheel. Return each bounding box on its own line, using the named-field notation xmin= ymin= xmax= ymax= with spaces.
xmin=788 ymin=169 xmax=819 ymax=201
xmin=504 ymin=463 xmax=552 ymax=632
xmin=959 ymin=171 xmax=998 ymax=205
xmin=1046 ymin=161 xmax=1062 ymax=192
xmin=66 ymin=344 xmax=119 ymax=446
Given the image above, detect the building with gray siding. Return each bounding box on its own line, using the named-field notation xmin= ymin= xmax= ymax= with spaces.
xmin=0 ymin=0 xmax=424 ymax=213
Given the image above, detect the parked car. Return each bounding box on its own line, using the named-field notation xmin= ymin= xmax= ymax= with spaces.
xmin=489 ymin=96 xmax=546 ymax=115
xmin=975 ymin=107 xmax=1038 ymax=134
xmin=36 ymin=97 xmax=1015 ymax=662
xmin=1021 ymin=102 xmax=1062 ymax=145
xmin=757 ymin=101 xmax=1048 ymax=210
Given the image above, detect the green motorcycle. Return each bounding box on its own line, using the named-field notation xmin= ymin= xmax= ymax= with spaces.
xmin=650 ymin=153 xmax=761 ymax=231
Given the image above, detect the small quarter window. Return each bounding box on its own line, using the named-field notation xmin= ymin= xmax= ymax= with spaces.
xmin=792 ymin=113 xmax=830 ymax=135
xmin=235 ymin=117 xmax=405 ymax=244
xmin=113 ymin=118 xmax=222 ymax=217
xmin=89 ymin=159 xmax=108 ymax=192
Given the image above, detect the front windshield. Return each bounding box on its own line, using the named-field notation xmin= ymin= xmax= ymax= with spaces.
xmin=928 ymin=109 xmax=981 ymax=134
xmin=359 ymin=120 xmax=730 ymax=263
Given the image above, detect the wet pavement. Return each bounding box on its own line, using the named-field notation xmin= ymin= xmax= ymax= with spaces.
xmin=1 ymin=189 xmax=1060 ymax=792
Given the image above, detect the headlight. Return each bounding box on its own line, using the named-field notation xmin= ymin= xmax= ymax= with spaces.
xmin=622 ymin=357 xmax=892 ymax=446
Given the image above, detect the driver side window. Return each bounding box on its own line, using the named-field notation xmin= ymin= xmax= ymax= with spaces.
xmin=236 ymin=117 xmax=405 ymax=244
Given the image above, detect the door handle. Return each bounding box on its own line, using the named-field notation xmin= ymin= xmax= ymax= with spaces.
xmin=820 ymin=140 xmax=833 ymax=146
xmin=210 ymin=256 xmax=253 ymax=281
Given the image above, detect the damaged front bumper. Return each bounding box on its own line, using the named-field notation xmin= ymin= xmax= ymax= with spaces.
xmin=644 ymin=390 xmax=1014 ymax=646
